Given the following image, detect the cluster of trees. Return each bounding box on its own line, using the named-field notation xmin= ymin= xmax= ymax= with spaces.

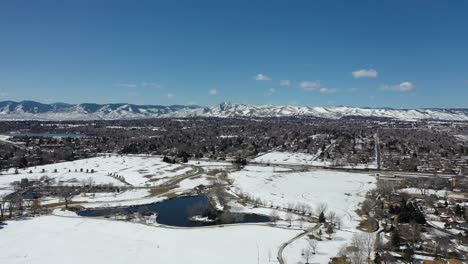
xmin=0 ymin=195 xmax=44 ymax=221
xmin=388 ymin=200 xmax=425 ymax=224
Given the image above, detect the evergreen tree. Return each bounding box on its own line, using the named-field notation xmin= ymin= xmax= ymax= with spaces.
xmin=391 ymin=230 xmax=401 ymax=249
xmin=319 ymin=212 xmax=326 ymax=223
xmin=455 ymin=204 xmax=463 ymax=217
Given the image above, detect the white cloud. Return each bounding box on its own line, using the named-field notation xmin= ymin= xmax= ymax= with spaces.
xmin=0 ymin=90 xmax=8 ymax=97
xmin=254 ymin=73 xmax=271 ymax=81
xmin=380 ymin=81 xmax=416 ymax=92
xmin=279 ymin=80 xmax=291 ymax=86
xmin=352 ymin=69 xmax=378 ymax=79
xmin=299 ymin=81 xmax=321 ymax=91
xmin=267 ymin=88 xmax=277 ymax=96
xmin=209 ymin=89 xmax=219 ymax=95
xmin=319 ymin=88 xmax=337 ymax=94
xmin=140 ymin=82 xmax=162 ymax=89
xmin=167 ymin=93 xmax=174 ymax=99
xmin=299 ymin=81 xmax=338 ymax=94
xmin=114 ymin=82 xmax=138 ymax=88
xmin=114 ymin=82 xmax=162 ymax=89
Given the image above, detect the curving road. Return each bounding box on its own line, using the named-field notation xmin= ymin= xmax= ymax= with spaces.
xmin=277 ymin=224 xmax=320 ymax=264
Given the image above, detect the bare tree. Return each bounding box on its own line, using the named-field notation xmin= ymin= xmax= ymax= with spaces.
xmin=303 ymin=247 xmax=313 ymax=264
xmin=361 ymin=233 xmax=376 ymax=263
xmin=376 ymin=181 xmax=393 ymax=199
xmin=326 ymin=225 xmax=334 ymax=239
xmin=31 ymin=198 xmax=42 ymax=215
xmin=335 ymin=215 xmax=343 ymax=230
xmin=400 ymin=221 xmax=421 ymax=248
xmin=58 ymin=187 xmax=75 ymax=209
xmin=269 ymin=210 xmax=279 ymax=224
xmin=435 ymin=236 xmax=450 ymax=262
xmin=0 ymin=195 xmax=7 ymax=220
xmin=316 ymin=202 xmax=328 ymax=216
xmin=286 ymin=212 xmax=293 ymax=227
xmin=309 ymin=239 xmax=318 ymax=255
xmin=344 ymin=233 xmax=375 ymax=264
xmin=327 ymin=211 xmax=337 ymax=225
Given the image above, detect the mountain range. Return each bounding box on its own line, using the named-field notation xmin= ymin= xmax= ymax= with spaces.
xmin=0 ymin=100 xmax=467 ymax=121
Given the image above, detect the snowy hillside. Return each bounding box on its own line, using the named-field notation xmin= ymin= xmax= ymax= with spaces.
xmin=0 ymin=100 xmax=467 ymax=121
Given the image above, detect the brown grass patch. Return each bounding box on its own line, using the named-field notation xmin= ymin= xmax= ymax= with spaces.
xmin=307 ymin=234 xmax=322 ymax=241
xmin=148 ymin=186 xmax=178 ymax=197
xmin=43 ymin=201 xmax=87 ymax=208
xmin=163 ymin=192 xmax=178 ymax=199
xmin=357 ymin=217 xmax=379 ymax=232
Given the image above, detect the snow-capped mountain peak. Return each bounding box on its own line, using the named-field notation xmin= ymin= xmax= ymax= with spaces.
xmin=0 ymin=100 xmax=467 ymax=121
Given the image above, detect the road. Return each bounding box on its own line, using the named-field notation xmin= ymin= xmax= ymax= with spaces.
xmin=277 ymin=224 xmax=320 ymax=264
xmin=374 ymin=132 xmax=381 ymax=170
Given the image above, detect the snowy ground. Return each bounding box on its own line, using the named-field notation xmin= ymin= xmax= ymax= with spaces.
xmin=229 ymin=165 xmax=377 ymax=262
xmin=0 ymin=155 xmax=194 ymax=190
xmin=186 ymin=159 xmax=233 ymax=171
xmin=254 ymin=151 xmax=377 ymax=169
xmin=230 ymin=165 xmax=376 ymax=226
xmin=0 ymin=155 xmax=217 ymax=209
xmin=0 ymin=155 xmax=378 ymax=263
xmin=0 ymin=215 xmax=299 ymax=264
xmin=284 ymin=228 xmax=355 ymax=264
xmin=398 ymin=187 xmax=466 ymax=199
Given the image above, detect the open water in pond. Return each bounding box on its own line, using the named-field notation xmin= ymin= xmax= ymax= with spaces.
xmin=78 ymin=195 xmax=270 ymax=227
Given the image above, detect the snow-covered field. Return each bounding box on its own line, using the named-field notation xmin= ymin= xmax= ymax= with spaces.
xmin=186 ymin=159 xmax=233 ymax=171
xmin=0 ymin=155 xmax=193 ymax=190
xmin=0 ymin=215 xmax=299 ymax=264
xmin=0 ymin=155 xmax=210 ymax=208
xmin=230 ymin=165 xmax=375 ymax=225
xmin=284 ymin=228 xmax=355 ymax=264
xmin=0 ymin=154 xmax=379 ymax=263
xmin=253 ymin=151 xmax=377 ymax=169
xmin=399 ymin=187 xmax=466 ymax=199
xmin=230 ymin=165 xmax=376 ymax=262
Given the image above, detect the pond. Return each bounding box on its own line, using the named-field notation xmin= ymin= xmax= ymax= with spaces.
xmin=78 ymin=195 xmax=270 ymax=227
xmin=10 ymin=133 xmax=87 ymax=138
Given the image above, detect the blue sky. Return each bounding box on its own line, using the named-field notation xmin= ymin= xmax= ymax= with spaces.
xmin=0 ymin=0 xmax=467 ymax=108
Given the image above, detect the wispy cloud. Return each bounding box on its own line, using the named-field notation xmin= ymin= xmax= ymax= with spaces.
xmin=114 ymin=82 xmax=138 ymax=88
xmin=352 ymin=69 xmax=378 ymax=79
xmin=380 ymin=81 xmax=416 ymax=92
xmin=319 ymin=88 xmax=337 ymax=94
xmin=114 ymin=82 xmax=162 ymax=89
xmin=279 ymin=80 xmax=291 ymax=86
xmin=209 ymin=89 xmax=219 ymax=95
xmin=299 ymin=81 xmax=338 ymax=94
xmin=254 ymin=73 xmax=271 ymax=81
xmin=140 ymin=82 xmax=162 ymax=89
xmin=299 ymin=81 xmax=321 ymax=91
xmin=0 ymin=89 xmax=8 ymax=97
xmin=167 ymin=93 xmax=174 ymax=99
xmin=267 ymin=88 xmax=277 ymax=96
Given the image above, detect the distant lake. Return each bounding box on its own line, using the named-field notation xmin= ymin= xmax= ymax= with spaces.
xmin=10 ymin=132 xmax=87 ymax=138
